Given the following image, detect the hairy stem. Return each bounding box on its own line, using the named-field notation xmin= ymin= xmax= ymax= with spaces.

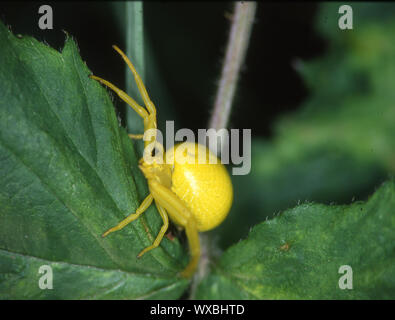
xmin=190 ymin=2 xmax=257 ymax=299
xmin=208 ymin=1 xmax=257 ymax=131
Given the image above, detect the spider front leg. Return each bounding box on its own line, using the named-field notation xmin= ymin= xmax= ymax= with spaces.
xmin=89 ymin=74 xmax=149 ymax=121
xmin=89 ymin=45 xmax=157 ymax=146
xmin=148 ymin=181 xmax=201 ymax=278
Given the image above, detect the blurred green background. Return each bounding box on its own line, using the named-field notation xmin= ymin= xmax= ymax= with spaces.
xmin=1 ymin=2 xmax=393 ymax=250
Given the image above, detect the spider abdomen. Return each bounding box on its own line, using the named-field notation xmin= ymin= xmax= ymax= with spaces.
xmin=166 ymin=142 xmax=233 ymax=232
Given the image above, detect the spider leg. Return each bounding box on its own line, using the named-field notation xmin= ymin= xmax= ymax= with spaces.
xmin=181 ymin=218 xmax=200 ymax=278
xmin=137 ymin=202 xmax=169 ymax=258
xmin=102 ymin=194 xmax=153 ymax=237
xmin=89 ymin=75 xmax=149 ymax=120
xmin=112 ymin=45 xmax=157 ymax=116
xmin=91 ymin=46 xmax=158 ymax=146
xmin=148 ymin=181 xmax=200 ymax=278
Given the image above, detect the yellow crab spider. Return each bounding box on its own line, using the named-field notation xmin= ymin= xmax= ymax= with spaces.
xmin=89 ymin=45 xmax=233 ymax=278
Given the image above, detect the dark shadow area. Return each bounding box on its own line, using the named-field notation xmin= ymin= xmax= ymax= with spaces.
xmin=0 ymin=2 xmax=325 ymax=138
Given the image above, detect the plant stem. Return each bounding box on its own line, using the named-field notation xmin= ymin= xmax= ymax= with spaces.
xmin=190 ymin=2 xmax=257 ymax=299
xmin=126 ymin=1 xmax=145 ymax=134
xmin=208 ymin=1 xmax=257 ymax=131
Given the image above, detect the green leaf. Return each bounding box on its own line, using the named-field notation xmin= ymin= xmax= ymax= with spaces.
xmin=0 ymin=21 xmax=189 ymax=299
xmin=215 ymin=140 xmax=387 ymax=248
xmin=197 ymin=181 xmax=395 ymax=299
